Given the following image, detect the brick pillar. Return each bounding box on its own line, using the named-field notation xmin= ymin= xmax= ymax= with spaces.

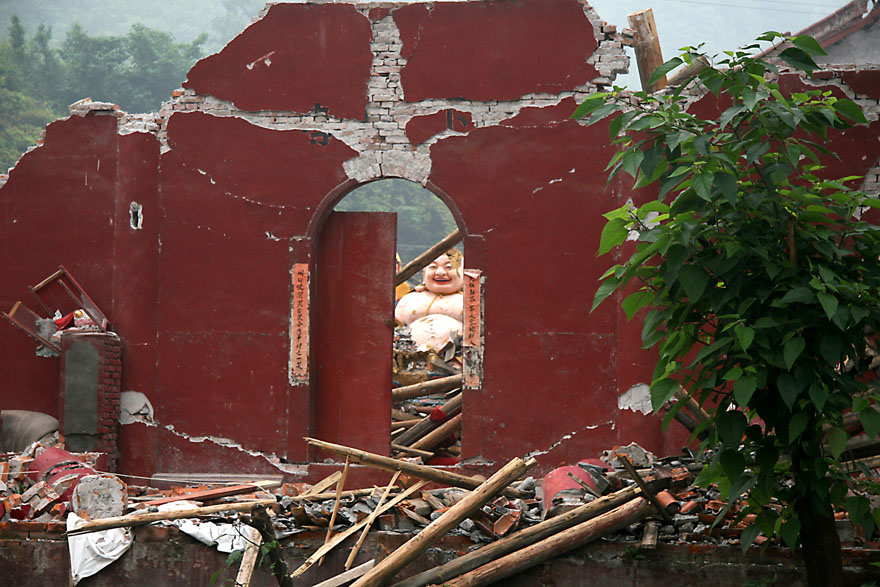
xmin=58 ymin=332 xmax=122 ymax=471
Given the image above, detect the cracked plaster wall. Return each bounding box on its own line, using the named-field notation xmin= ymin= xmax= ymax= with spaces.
xmin=1 ymin=1 xmax=879 ymax=481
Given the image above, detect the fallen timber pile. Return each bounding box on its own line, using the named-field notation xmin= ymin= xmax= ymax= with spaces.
xmin=5 ymin=435 xmax=880 ymax=585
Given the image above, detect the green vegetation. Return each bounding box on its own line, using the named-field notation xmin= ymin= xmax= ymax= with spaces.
xmin=580 ymin=35 xmax=879 ymax=585
xmin=0 ymin=14 xmax=205 ymax=172
xmin=336 ymin=179 xmax=459 ymax=265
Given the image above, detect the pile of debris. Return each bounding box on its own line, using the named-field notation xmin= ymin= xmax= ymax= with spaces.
xmin=5 ymin=430 xmax=879 ymax=585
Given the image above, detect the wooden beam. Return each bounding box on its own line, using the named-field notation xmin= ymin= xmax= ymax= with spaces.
xmin=234 ymin=525 xmax=263 ymax=587
xmin=395 ymin=229 xmax=463 ymax=287
xmin=300 ymin=470 xmax=343 ymax=498
xmin=312 ymin=560 xmax=376 ymax=587
xmin=409 ymin=413 xmax=462 ymax=451
xmin=628 ymin=9 xmax=667 ymax=93
xmin=305 ymin=437 xmax=528 ymax=499
xmin=393 ymin=393 xmax=461 ymax=446
xmin=393 ymin=485 xmax=642 ymax=587
xmin=350 ymin=457 xmax=537 ymax=587
xmin=440 ymin=498 xmax=651 ymax=586
xmin=346 ymin=471 xmax=401 ymax=569
xmin=64 ymin=499 xmax=276 ymax=536
xmin=290 ymin=482 xmax=427 ymax=579
xmin=392 ymin=374 xmax=463 ymax=403
xmin=141 ymin=480 xmax=280 ymax=507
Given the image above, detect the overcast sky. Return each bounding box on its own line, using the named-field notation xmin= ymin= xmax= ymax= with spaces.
xmin=589 ymin=0 xmax=852 ymax=86
xmin=0 ymin=0 xmax=854 ymax=89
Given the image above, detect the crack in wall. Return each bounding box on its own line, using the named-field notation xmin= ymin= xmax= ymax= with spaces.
xmin=523 ymin=420 xmax=616 ymax=460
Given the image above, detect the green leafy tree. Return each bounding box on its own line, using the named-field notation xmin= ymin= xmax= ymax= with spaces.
xmin=579 ymin=35 xmax=880 ymax=585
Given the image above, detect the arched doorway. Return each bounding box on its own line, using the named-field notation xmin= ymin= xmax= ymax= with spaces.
xmin=311 ymin=178 xmax=464 ymax=459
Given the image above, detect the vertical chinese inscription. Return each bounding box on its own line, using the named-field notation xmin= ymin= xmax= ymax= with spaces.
xmin=290 ymin=263 xmax=309 ymax=380
xmin=463 ymin=269 xmax=481 ymax=347
xmin=463 ymin=269 xmax=482 ymax=388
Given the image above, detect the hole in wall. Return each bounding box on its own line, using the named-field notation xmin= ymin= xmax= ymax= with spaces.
xmin=334 ymin=178 xmax=464 ymax=462
xmin=129 ymin=202 xmax=143 ymax=230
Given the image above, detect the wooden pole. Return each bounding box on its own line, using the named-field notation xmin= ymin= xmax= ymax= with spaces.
xmin=409 ymin=413 xmax=462 ymax=451
xmin=666 ymin=55 xmax=709 ymax=87
xmin=305 ymin=437 xmax=528 ymax=499
xmin=290 ymin=487 xmax=399 ymax=503
xmin=395 ymin=229 xmax=463 ymax=287
xmin=628 ymin=9 xmax=667 ymax=93
xmin=300 ymin=470 xmax=343 ymax=498
xmin=619 ymin=455 xmax=672 ymax=523
xmin=321 ymin=457 xmax=351 ymax=565
xmin=393 ymin=393 xmax=461 ymax=446
xmin=64 ymin=499 xmax=276 ymax=536
xmin=313 ymin=560 xmax=376 ymax=587
xmin=290 ymin=482 xmax=427 ymax=579
xmin=350 ymin=457 xmax=537 ymax=587
xmin=234 ymin=525 xmax=263 ymax=587
xmin=441 ymin=498 xmax=652 ymax=587
xmin=392 ymin=484 xmax=642 ymax=587
xmin=345 ymin=471 xmax=401 ymax=569
xmin=392 ymin=374 xmax=462 ymax=403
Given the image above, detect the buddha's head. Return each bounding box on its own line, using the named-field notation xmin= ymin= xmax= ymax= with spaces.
xmin=424 ymin=249 xmax=463 ymax=295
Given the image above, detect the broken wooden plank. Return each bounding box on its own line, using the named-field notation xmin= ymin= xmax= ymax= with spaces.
xmin=65 ymin=498 xmax=276 ymax=536
xmin=312 ymin=560 xmax=376 ymax=587
xmin=321 ymin=457 xmax=352 ymax=564
xmin=393 ymin=484 xmax=642 ymax=587
xmin=619 ymin=455 xmax=673 ymax=523
xmin=395 ymin=229 xmax=463 ymax=287
xmin=305 ymin=437 xmax=528 ymax=499
xmin=391 ymin=444 xmax=435 ymax=458
xmin=301 ymin=470 xmax=343 ymax=498
xmin=628 ymin=8 xmax=667 ymax=93
xmin=391 ymin=374 xmax=462 ymax=403
xmin=408 ymin=413 xmax=462 ymax=451
xmin=350 ymin=457 xmax=537 ymax=587
xmin=234 ymin=525 xmax=263 ymax=587
xmin=142 ymin=480 xmax=281 ymax=507
xmin=641 ymin=519 xmax=660 ymax=549
xmin=290 ymin=482 xmax=427 ymax=579
xmin=291 ymin=487 xmax=397 ymax=503
xmin=440 ymin=498 xmax=651 ymax=587
xmin=346 ymin=471 xmax=401 ymax=570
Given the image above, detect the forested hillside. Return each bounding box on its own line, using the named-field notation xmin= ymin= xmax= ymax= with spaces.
xmin=0 ymin=16 xmax=205 ymax=171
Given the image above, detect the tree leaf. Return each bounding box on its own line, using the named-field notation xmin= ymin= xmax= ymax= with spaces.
xmin=591 ymin=275 xmax=622 ymax=312
xmin=679 ymin=264 xmax=710 ymax=301
xmin=650 ymin=378 xmax=679 ymax=413
xmin=818 ymin=334 xmax=842 ymax=365
xmin=780 ymin=517 xmax=801 ymax=549
xmin=740 ymin=523 xmax=762 ymax=553
xmin=827 ymin=427 xmax=848 ymax=459
xmin=734 ymin=375 xmax=757 ymax=407
xmin=692 ymin=172 xmax=713 ymax=200
xmin=571 ymin=94 xmax=609 ymax=119
xmin=734 ymin=324 xmax=755 ymax=351
xmin=720 ymin=449 xmax=745 ymax=483
xmin=718 ymin=410 xmax=748 ymax=444
xmin=649 ymin=56 xmax=683 ymax=87
xmin=622 ymin=290 xmax=653 ymax=320
xmin=833 ymin=98 xmax=867 ymax=124
xmin=808 ymin=383 xmax=827 ymax=413
xmin=860 ymin=407 xmax=880 ymax=439
xmin=791 ymin=35 xmax=826 ymax=57
xmin=788 ymin=411 xmax=808 ymax=443
xmin=816 ymin=292 xmax=838 ymax=320
xmin=598 ymin=217 xmax=629 ymax=255
xmin=714 ymin=171 xmax=738 ymax=204
xmin=783 ymin=337 xmax=806 ymax=370
xmin=777 ymin=372 xmax=799 ymax=409
xmin=779 ymin=47 xmax=818 ymax=73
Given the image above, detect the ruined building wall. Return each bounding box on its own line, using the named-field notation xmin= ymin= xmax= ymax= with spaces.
xmin=0 ymin=0 xmax=878 ymax=482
